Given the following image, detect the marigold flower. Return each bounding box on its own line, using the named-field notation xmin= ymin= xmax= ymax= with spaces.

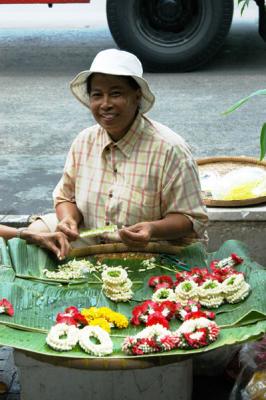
xmin=89 ymin=318 xmax=111 ymax=333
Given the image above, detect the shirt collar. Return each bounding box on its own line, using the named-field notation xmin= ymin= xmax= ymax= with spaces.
xmin=100 ymin=113 xmax=144 ymax=158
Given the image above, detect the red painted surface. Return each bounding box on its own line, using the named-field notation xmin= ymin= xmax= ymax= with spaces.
xmin=0 ymin=0 xmax=89 ymax=3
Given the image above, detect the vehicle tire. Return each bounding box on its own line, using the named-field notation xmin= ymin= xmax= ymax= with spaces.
xmin=106 ymin=0 xmax=234 ymax=72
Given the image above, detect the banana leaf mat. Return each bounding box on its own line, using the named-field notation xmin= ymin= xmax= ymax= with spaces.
xmin=0 ymin=238 xmax=265 ymax=364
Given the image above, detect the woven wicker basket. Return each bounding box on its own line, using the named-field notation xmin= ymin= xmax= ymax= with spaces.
xmin=197 ymin=156 xmax=266 ymax=207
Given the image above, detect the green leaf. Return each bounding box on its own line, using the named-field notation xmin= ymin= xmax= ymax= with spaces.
xmin=0 ymin=239 xmax=265 ymax=359
xmin=79 ymin=225 xmax=118 ymax=238
xmin=223 ymin=89 xmax=266 ymax=115
xmin=260 ymin=123 xmax=266 ymax=160
xmin=237 ymin=0 xmax=250 ymax=15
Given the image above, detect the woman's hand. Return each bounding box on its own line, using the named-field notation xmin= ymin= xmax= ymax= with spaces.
xmin=118 ymin=222 xmax=154 ymax=247
xmin=21 ymin=230 xmax=70 ymax=260
xmin=119 ymin=214 xmax=194 ymax=246
xmin=56 ymin=216 xmax=79 ymax=242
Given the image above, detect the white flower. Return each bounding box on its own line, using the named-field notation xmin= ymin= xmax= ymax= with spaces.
xmin=199 ymin=279 xmax=222 ymax=297
xmin=152 ymin=288 xmax=175 ymax=303
xmin=136 ymin=323 xmax=171 ymax=339
xmin=221 ymin=274 xmax=245 ymax=295
xmin=199 ymin=296 xmax=224 ymax=308
xmin=101 ymin=266 xmax=128 ymax=285
xmin=225 ymin=282 xmax=250 ymax=304
xmin=79 ymin=325 xmax=113 ymax=356
xmin=46 ymin=323 xmax=79 ymax=351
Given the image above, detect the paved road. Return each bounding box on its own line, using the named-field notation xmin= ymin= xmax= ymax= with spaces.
xmin=0 ymin=2 xmax=266 ymax=215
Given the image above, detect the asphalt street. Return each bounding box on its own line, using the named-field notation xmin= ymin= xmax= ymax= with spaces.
xmin=0 ymin=1 xmax=266 ymax=215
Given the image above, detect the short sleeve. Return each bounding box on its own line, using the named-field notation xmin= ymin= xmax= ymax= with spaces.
xmin=161 ymin=147 xmax=208 ymax=239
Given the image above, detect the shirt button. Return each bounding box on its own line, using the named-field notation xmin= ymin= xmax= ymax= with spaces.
xmin=109 ymin=193 xmax=113 ymax=198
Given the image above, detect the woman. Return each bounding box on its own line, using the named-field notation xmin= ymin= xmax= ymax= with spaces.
xmin=29 ymin=49 xmax=208 ymax=257
xmin=0 ymin=224 xmax=69 ymax=259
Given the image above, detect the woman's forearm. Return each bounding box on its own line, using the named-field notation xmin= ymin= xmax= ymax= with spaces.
xmin=150 ymin=213 xmax=194 ymax=240
xmin=0 ymin=225 xmax=21 ymax=240
xmin=56 ymin=201 xmax=83 ymax=225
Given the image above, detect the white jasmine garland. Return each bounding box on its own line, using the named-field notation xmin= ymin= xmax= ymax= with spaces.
xmin=101 ymin=266 xmax=128 ymax=285
xmin=175 ymin=280 xmax=199 ymax=304
xmin=199 ymin=279 xmax=222 ymax=297
xmin=135 ymin=323 xmax=171 ymax=339
xmin=102 ymin=266 xmax=133 ymax=302
xmin=43 ymin=258 xmax=98 ymax=280
xmin=152 ymin=288 xmax=175 ymax=303
xmin=199 ymin=295 xmax=224 ymax=308
xmin=104 ymin=289 xmax=133 ymax=302
xmin=103 ymin=278 xmax=133 ymax=293
xmin=79 ymin=325 xmax=113 ymax=356
xmin=221 ymin=274 xmax=245 ymax=295
xmin=178 ymin=317 xmax=213 ymax=334
xmin=225 ymin=282 xmax=250 ymax=304
xmin=46 ymin=323 xmax=79 ymax=351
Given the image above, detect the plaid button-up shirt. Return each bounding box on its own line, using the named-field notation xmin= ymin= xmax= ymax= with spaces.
xmin=53 ymin=113 xmax=208 ymax=243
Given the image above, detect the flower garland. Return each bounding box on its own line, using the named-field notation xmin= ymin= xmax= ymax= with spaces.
xmin=101 ymin=266 xmax=133 ymax=302
xmin=175 ymin=280 xmax=199 ymax=305
xmin=176 ymin=317 xmax=220 ymax=349
xmin=46 ymin=323 xmax=79 ymax=351
xmin=0 ymin=298 xmax=14 ymax=316
xmin=152 ymin=287 xmax=176 ymax=303
xmin=177 ymin=300 xmax=215 ymax=321
xmin=46 ymin=323 xmax=113 ymax=356
xmin=122 ymin=323 xmax=180 ymax=355
xmin=147 ymin=253 xmax=249 ymax=309
xmin=43 ymin=258 xmax=98 ymax=280
xmin=148 ymin=275 xmax=174 ymax=291
xmin=122 ymin=317 xmax=220 ymax=355
xmin=222 ymin=274 xmax=250 ymax=303
xmin=79 ymin=325 xmax=113 ymax=356
xmin=55 ymin=305 xmax=128 ymax=333
xmin=198 ymin=279 xmax=224 ymax=308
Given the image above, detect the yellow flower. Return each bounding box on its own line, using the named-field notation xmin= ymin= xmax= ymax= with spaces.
xmin=89 ymin=318 xmax=111 ymax=333
xmin=111 ymin=313 xmax=129 ymax=329
xmin=81 ymin=306 xmax=128 ymax=330
xmin=81 ymin=307 xmax=100 ymax=321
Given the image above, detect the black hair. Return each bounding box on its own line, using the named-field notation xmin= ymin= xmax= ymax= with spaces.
xmin=86 ymin=74 xmax=141 ymax=94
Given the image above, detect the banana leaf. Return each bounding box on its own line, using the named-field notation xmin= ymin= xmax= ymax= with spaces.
xmin=0 ymin=238 xmax=265 ymax=362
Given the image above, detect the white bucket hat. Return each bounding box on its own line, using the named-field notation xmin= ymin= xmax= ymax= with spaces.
xmin=70 ymin=49 xmax=155 ymax=114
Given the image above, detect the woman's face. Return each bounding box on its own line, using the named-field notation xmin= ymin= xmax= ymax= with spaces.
xmin=88 ymin=73 xmax=142 ymax=141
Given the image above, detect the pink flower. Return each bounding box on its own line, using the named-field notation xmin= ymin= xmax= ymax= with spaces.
xmin=231 ymin=253 xmax=243 ymax=265
xmin=65 ymin=306 xmax=79 ymax=315
xmin=161 ymin=334 xmax=180 ymax=350
xmin=184 ymin=328 xmax=208 ymax=348
xmin=148 ymin=275 xmax=173 ymax=290
xmin=56 ymin=312 xmax=77 ymax=326
xmin=148 ymin=276 xmax=161 ymax=287
xmin=0 ymin=298 xmax=14 ymax=316
xmin=146 ymin=312 xmax=169 ymax=328
xmin=154 ymin=282 xmax=172 ymax=291
xmin=131 ymin=300 xmax=158 ymax=326
xmin=189 ymin=267 xmax=209 ymax=284
xmin=184 ymin=310 xmax=215 ymax=321
xmin=56 ymin=306 xmax=87 ymax=327
xmin=157 ymin=301 xmax=179 ymax=320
